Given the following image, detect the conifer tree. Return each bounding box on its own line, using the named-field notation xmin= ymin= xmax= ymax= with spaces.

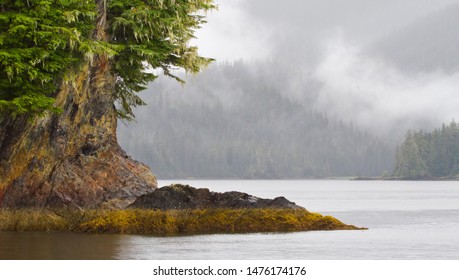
xmin=394 ymin=121 xmax=459 ymax=179
xmin=0 ymin=0 xmax=215 ymax=208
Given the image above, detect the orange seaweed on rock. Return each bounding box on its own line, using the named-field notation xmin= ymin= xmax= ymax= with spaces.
xmin=0 ymin=184 xmax=365 ymax=234
xmin=0 ymin=208 xmax=364 ymax=235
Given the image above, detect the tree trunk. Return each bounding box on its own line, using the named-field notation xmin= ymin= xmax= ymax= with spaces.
xmin=0 ymin=0 xmax=157 ymax=209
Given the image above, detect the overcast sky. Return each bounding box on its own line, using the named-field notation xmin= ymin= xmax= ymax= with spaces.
xmin=194 ymin=0 xmax=458 ymax=62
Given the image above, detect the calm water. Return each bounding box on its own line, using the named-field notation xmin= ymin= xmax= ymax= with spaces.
xmin=1 ymin=180 xmax=459 ymax=260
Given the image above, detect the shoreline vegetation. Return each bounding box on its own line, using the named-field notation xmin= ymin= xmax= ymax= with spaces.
xmin=351 ymin=175 xmax=459 ymax=181
xmin=0 ymin=208 xmax=364 ymax=235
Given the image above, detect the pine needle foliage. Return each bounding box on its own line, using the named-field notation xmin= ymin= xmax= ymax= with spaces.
xmin=0 ymin=0 xmax=215 ymax=119
xmin=0 ymin=0 xmax=97 ymax=116
xmin=108 ymin=0 xmax=216 ymax=119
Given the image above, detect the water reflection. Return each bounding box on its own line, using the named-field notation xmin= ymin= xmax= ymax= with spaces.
xmin=1 ymin=180 xmax=459 ymax=260
xmin=0 ymin=232 xmax=122 ymax=260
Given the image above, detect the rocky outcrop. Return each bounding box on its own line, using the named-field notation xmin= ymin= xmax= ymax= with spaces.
xmin=128 ymin=184 xmax=302 ymax=210
xmin=0 ymin=60 xmax=157 ymax=209
xmin=0 ymin=1 xmax=156 ymax=209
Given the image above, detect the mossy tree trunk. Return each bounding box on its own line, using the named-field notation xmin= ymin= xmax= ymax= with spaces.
xmin=0 ymin=0 xmax=157 ymax=209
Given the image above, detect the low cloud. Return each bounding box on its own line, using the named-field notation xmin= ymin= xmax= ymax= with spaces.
xmin=192 ymin=0 xmax=270 ymax=62
xmin=313 ymin=35 xmax=459 ymax=139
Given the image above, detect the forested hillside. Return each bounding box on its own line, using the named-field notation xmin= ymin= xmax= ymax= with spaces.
xmin=119 ymin=62 xmax=393 ymax=179
xmin=394 ymin=121 xmax=459 ymax=179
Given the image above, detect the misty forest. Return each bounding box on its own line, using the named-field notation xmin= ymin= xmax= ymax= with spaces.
xmin=2 ymin=0 xmax=459 ymax=208
xmin=2 ymin=0 xmax=459 ymax=262
xmin=120 ymin=61 xmax=393 ymax=179
xmin=119 ymin=0 xmax=459 ymax=180
xmin=394 ymin=121 xmax=459 ymax=179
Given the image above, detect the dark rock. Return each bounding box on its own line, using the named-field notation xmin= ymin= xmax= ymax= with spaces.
xmin=128 ymin=184 xmax=302 ymax=210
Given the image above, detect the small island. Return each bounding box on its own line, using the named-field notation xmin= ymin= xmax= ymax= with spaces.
xmin=0 ymin=184 xmax=364 ymax=235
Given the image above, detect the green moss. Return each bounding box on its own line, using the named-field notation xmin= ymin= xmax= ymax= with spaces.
xmin=0 ymin=208 xmax=365 ymax=235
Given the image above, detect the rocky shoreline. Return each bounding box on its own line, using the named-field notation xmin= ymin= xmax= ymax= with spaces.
xmin=0 ymin=184 xmax=366 ymax=235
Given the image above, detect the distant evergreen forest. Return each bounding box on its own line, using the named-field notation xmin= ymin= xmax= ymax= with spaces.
xmin=394 ymin=121 xmax=459 ymax=179
xmin=119 ymin=62 xmax=393 ymax=179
